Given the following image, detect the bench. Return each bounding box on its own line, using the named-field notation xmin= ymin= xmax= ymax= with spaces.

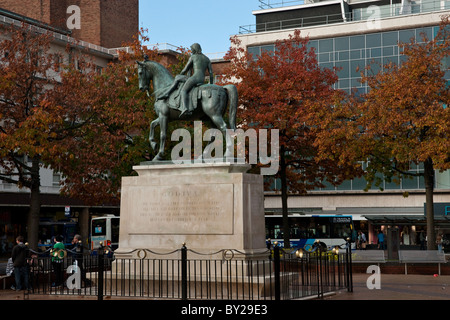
xmin=398 ymin=250 xmax=446 ymax=275
xmin=0 ymin=263 xmax=11 ymax=290
xmin=351 ymin=250 xmax=386 ymax=265
xmin=0 ymin=259 xmax=14 ymax=290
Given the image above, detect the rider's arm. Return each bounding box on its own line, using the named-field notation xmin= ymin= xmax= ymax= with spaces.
xmin=180 ymin=57 xmax=193 ymax=76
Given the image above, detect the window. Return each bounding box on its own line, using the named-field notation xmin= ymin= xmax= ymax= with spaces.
xmin=335 ymin=36 xmax=349 ymax=51
xmin=382 ymin=31 xmax=399 ymax=46
xmin=307 ymin=40 xmax=319 ymax=52
xmin=261 ymin=45 xmax=275 ymax=55
xmin=350 ymin=35 xmax=365 ymax=50
xmin=111 ymin=218 xmax=120 ymax=243
xmin=336 ymin=61 xmax=349 ymax=78
xmin=399 ymin=29 xmax=416 ymax=44
xmin=366 ymin=33 xmax=381 ymax=48
xmin=247 ymin=46 xmax=260 ymax=59
xmin=52 ymin=173 xmax=61 ymax=187
xmin=319 ymin=39 xmax=333 ymax=52
xmin=92 ymin=219 xmax=106 ymax=236
xmin=338 ymin=51 xmax=349 ymax=61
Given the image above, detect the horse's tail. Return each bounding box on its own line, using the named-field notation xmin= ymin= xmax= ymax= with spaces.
xmin=224 ymin=84 xmax=238 ymax=130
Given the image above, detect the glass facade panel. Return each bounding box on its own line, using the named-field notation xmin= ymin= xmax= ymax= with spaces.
xmin=416 ymin=27 xmax=432 ymax=41
xmin=350 ymin=35 xmax=365 ymax=49
xmin=382 ymin=31 xmax=399 ymax=46
xmin=247 ymin=25 xmax=449 ymax=191
xmin=337 ymin=180 xmax=352 ymax=190
xmin=319 ymin=39 xmax=334 ymax=52
xmin=350 ymin=59 xmax=365 ymax=77
xmin=307 ymin=40 xmax=319 ymax=52
xmin=399 ymin=29 xmax=416 ymax=44
xmin=350 ymin=49 xmax=362 ymax=59
xmin=370 ymin=47 xmax=382 ymax=58
xmin=402 ymin=176 xmax=419 ymax=189
xmin=383 ymin=46 xmax=394 ymax=56
xmin=352 ymin=177 xmax=368 ymax=190
xmin=247 ymin=46 xmax=260 ymax=58
xmin=336 ymin=61 xmax=349 ymax=78
xmin=318 ymin=52 xmax=330 ymax=63
xmin=261 ymin=44 xmax=275 ymax=54
xmin=339 ymin=51 xmax=349 ymax=61
xmin=366 ymin=33 xmax=381 ymax=48
xmin=335 ymin=36 xmax=349 ymax=51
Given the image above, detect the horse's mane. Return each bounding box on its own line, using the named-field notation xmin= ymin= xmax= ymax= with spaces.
xmin=144 ymin=60 xmax=174 ymax=86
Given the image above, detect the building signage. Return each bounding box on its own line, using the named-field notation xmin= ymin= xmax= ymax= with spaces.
xmin=424 ymin=203 xmax=450 ymax=216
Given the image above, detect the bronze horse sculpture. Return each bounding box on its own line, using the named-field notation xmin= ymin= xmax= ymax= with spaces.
xmin=137 ymin=60 xmax=238 ymax=161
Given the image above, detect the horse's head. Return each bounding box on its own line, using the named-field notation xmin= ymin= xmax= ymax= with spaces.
xmin=136 ymin=60 xmax=151 ymax=92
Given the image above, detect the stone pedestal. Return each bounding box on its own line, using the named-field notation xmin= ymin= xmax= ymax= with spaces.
xmin=114 ymin=162 xmax=267 ymax=260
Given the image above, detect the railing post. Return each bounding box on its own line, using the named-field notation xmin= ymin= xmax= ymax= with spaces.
xmin=181 ymin=243 xmax=188 ymax=300
xmin=317 ymin=244 xmax=323 ymax=299
xmin=346 ymin=238 xmax=353 ymax=292
xmin=97 ymin=244 xmax=104 ymax=301
xmin=273 ymin=244 xmax=281 ymax=300
xmin=348 ymin=238 xmax=353 ymax=292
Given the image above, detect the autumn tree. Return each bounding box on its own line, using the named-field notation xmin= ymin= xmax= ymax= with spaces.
xmin=0 ymin=24 xmax=169 ymax=249
xmin=0 ymin=24 xmax=67 ymax=249
xmin=222 ymin=30 xmax=361 ymax=248
xmin=315 ymin=18 xmax=450 ymax=250
xmin=48 ymin=31 xmax=191 ymax=202
xmin=44 ymin=35 xmax=155 ymax=205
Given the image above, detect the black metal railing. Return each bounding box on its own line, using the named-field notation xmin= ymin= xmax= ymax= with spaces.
xmin=25 ymin=241 xmax=352 ymax=300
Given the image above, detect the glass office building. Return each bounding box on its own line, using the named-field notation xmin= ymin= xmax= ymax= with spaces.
xmin=236 ymin=0 xmax=450 ymax=244
xmin=241 ymin=1 xmax=450 ymax=192
xmin=248 ymin=26 xmax=448 ymax=96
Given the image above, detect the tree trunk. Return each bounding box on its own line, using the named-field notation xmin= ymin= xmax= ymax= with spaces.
xmin=280 ymin=148 xmax=290 ymax=249
xmin=26 ymin=156 xmax=41 ymax=251
xmin=424 ymin=157 xmax=436 ymax=250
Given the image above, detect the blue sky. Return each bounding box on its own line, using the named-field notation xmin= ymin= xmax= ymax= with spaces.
xmin=139 ymin=1 xmax=260 ymax=55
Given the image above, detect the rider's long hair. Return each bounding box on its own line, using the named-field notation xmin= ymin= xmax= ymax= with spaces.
xmin=191 ymin=43 xmax=202 ymax=54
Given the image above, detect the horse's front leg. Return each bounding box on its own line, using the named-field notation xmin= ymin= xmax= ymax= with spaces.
xmin=153 ymin=116 xmax=168 ymax=161
xmin=149 ymin=117 xmax=159 ymax=152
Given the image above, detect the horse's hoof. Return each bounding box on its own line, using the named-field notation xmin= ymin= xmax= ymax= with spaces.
xmin=150 ymin=141 xmax=157 ymax=151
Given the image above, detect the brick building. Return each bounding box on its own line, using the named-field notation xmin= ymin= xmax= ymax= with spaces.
xmin=0 ymin=0 xmax=139 ymax=48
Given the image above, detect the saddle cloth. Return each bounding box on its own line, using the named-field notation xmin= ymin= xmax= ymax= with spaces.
xmin=156 ymin=80 xmax=216 ymax=112
xmin=154 ymin=80 xmax=200 ymax=112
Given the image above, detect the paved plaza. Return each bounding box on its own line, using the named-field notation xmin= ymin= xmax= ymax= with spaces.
xmin=1 ymin=273 xmax=449 ymax=301
xmin=325 ymin=273 xmax=450 ymax=300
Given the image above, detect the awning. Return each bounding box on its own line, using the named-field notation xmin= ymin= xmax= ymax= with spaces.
xmin=363 ymin=215 xmax=450 ymax=226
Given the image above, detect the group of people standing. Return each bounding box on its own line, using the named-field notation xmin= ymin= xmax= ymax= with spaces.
xmin=8 ymin=234 xmax=88 ymax=291
xmin=355 ymin=229 xmax=441 ymax=251
xmin=356 ymin=230 xmax=386 ymax=250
